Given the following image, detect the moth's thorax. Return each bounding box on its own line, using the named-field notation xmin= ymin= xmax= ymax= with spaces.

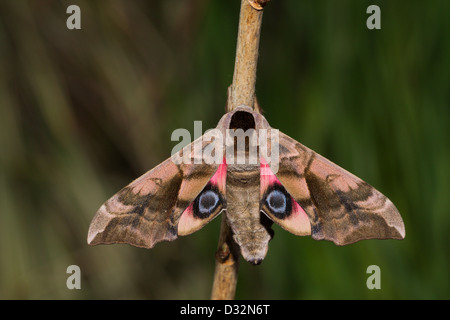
xmin=226 ymin=164 xmax=272 ymax=265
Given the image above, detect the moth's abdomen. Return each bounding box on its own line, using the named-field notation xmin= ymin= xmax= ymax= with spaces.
xmin=226 ymin=165 xmax=273 ymax=265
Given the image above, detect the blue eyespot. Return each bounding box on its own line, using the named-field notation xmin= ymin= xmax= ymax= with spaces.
xmin=194 ymin=186 xmax=222 ymax=219
xmin=264 ymin=186 xmax=291 ymax=219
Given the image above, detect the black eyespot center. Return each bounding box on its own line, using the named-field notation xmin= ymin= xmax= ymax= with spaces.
xmin=199 ymin=190 xmax=219 ymax=213
xmin=267 ymin=190 xmax=286 ymax=212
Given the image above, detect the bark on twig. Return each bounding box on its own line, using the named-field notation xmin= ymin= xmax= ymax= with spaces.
xmin=210 ymin=217 xmax=240 ymax=300
xmin=210 ymin=0 xmax=267 ymax=300
xmin=229 ymin=0 xmax=264 ymax=111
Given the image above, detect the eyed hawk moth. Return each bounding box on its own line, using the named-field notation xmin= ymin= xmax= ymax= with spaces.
xmin=88 ymin=105 xmax=405 ymax=265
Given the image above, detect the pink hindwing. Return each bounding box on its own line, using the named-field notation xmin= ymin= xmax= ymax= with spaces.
xmin=178 ymin=161 xmax=227 ymax=236
xmin=260 ymin=158 xmax=311 ymax=236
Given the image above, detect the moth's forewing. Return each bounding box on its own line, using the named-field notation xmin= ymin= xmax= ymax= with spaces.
xmin=88 ymin=137 xmax=220 ymax=248
xmin=274 ymin=131 xmax=405 ymax=245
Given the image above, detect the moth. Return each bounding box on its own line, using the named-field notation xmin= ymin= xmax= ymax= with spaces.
xmin=88 ymin=105 xmax=405 ymax=265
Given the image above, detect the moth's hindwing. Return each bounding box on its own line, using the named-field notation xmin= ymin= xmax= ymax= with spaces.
xmin=260 ymin=158 xmax=311 ymax=236
xmin=178 ymin=161 xmax=227 ymax=236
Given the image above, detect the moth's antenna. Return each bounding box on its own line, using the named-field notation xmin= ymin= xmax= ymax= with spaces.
xmin=211 ymin=0 xmax=270 ymax=300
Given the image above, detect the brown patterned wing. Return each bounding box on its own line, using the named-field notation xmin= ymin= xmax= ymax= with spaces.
xmin=275 ymin=132 xmax=405 ymax=246
xmin=87 ymin=138 xmax=220 ymax=249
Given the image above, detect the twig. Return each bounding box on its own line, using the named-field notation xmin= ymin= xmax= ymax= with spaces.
xmin=210 ymin=0 xmax=267 ymax=300
xmin=210 ymin=216 xmax=240 ymax=300
xmin=229 ymin=0 xmax=264 ymax=111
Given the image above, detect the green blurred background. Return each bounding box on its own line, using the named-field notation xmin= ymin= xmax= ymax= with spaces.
xmin=0 ymin=0 xmax=449 ymax=299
